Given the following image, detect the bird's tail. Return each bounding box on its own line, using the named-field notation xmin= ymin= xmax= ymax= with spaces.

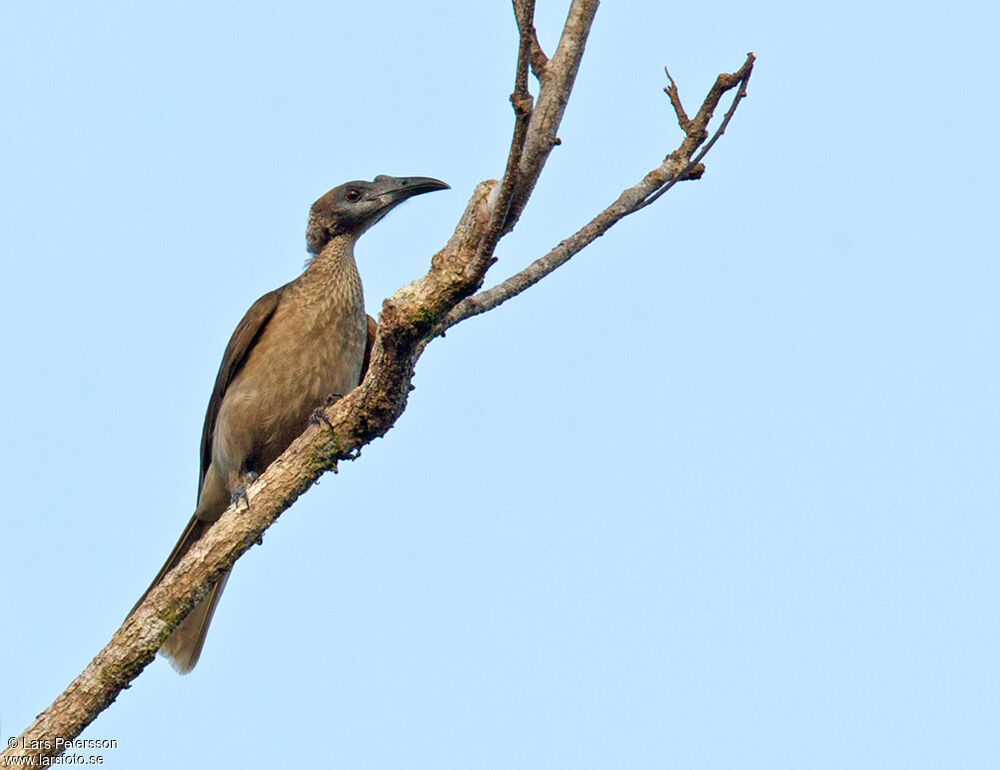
xmin=160 ymin=572 xmax=229 ymax=674
xmin=129 ymin=513 xmax=229 ymax=674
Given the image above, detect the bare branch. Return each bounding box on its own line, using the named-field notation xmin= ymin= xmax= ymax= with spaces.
xmin=466 ymin=0 xmax=537 ymax=281
xmin=503 ymin=0 xmax=600 ymax=233
xmin=454 ymin=0 xmax=597 ymax=298
xmin=437 ymin=53 xmax=755 ymax=330
xmin=437 ymin=156 xmax=686 ymax=330
xmin=632 ymin=52 xmax=754 ymax=213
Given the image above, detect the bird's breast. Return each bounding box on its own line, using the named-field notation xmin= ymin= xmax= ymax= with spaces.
xmin=213 ymin=283 xmax=366 ymax=476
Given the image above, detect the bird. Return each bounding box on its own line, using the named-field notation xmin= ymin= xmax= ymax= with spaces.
xmin=131 ymin=175 xmax=450 ymax=673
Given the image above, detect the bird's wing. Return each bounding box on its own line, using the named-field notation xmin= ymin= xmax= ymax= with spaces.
xmin=361 ymin=314 xmax=378 ymax=380
xmin=198 ymin=287 xmax=284 ymax=497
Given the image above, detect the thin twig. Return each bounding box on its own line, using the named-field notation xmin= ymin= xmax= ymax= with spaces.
xmin=631 ymin=53 xmax=753 ymax=214
xmin=663 ymin=66 xmax=691 ymax=132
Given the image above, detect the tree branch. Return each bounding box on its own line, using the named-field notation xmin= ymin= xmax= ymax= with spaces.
xmin=0 ymin=15 xmax=754 ymax=770
xmin=436 ymin=157 xmax=690 ymax=331
xmin=437 ymin=52 xmax=755 ymax=330
xmin=632 ymin=52 xmax=755 ymax=213
xmin=466 ymin=0 xmax=536 ymax=281
xmin=503 ymin=0 xmax=600 ymax=234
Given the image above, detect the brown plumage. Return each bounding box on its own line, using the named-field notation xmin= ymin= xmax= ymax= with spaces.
xmin=131 ymin=176 xmax=449 ymax=672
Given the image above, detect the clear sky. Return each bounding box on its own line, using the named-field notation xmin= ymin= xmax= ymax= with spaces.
xmin=1 ymin=2 xmax=997 ymax=768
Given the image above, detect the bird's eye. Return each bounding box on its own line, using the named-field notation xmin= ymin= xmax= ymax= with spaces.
xmin=344 ymin=187 xmax=362 ymax=202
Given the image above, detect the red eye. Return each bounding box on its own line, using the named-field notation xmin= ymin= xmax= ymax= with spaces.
xmin=345 ymin=187 xmax=361 ymax=202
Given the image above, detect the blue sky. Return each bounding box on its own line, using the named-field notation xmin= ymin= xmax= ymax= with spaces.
xmin=1 ymin=2 xmax=997 ymax=768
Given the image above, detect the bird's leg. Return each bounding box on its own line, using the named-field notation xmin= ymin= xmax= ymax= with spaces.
xmin=230 ymin=470 xmax=259 ymax=510
xmin=310 ymin=392 xmax=344 ymax=430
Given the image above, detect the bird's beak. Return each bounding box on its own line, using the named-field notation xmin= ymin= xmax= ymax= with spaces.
xmin=370 ymin=175 xmax=450 ymax=204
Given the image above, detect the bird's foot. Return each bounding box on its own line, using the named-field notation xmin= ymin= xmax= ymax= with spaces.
xmin=310 ymin=393 xmax=344 ymax=430
xmin=230 ymin=471 xmax=259 ymax=510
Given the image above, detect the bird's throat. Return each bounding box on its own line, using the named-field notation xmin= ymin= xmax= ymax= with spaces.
xmin=295 ymin=233 xmax=365 ymax=324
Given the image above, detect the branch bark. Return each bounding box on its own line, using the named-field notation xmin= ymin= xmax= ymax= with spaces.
xmin=1 ymin=5 xmax=754 ymax=765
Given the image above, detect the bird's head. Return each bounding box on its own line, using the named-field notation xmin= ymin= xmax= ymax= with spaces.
xmin=306 ymin=175 xmax=450 ymax=254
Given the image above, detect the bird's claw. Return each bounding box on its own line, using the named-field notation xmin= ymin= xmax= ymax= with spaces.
xmin=230 ymin=471 xmax=259 ymax=510
xmin=310 ymin=408 xmax=334 ymax=430
xmin=310 ymin=392 xmax=344 ymax=430
xmin=230 ymin=488 xmax=250 ymax=510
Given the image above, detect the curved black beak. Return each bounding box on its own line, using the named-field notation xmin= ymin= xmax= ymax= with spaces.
xmin=370 ymin=175 xmax=450 ymax=204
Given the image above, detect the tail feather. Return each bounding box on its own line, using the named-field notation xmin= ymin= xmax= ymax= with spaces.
xmin=161 ymin=573 xmax=229 ymax=674
xmin=130 ymin=513 xmax=229 ymax=673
